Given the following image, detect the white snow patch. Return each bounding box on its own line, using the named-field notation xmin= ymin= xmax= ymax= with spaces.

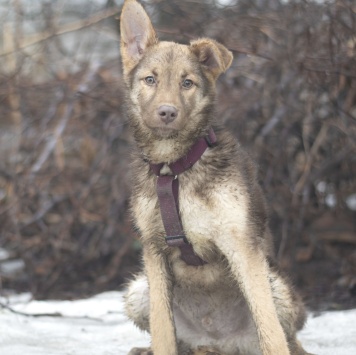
xmin=0 ymin=291 xmax=150 ymax=355
xmin=0 ymin=291 xmax=355 ymax=355
xmin=298 ymin=309 xmax=356 ymax=355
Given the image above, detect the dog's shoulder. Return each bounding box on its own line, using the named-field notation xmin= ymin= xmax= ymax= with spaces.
xmin=196 ymin=126 xmax=260 ymax=190
xmin=182 ymin=127 xmax=270 ymax=242
xmin=129 ymin=148 xmax=156 ymax=201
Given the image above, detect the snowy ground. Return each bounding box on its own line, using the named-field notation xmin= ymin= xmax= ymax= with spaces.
xmin=0 ymin=291 xmax=355 ymax=355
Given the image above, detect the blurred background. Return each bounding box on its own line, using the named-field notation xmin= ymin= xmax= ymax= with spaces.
xmin=0 ymin=0 xmax=355 ymax=311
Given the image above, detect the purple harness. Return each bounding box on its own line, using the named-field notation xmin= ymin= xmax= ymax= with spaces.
xmin=150 ymin=128 xmax=217 ymax=266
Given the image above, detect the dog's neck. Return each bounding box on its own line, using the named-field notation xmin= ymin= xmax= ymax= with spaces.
xmin=144 ymin=139 xmax=187 ymax=164
xmin=149 ymin=128 xmax=216 ymax=176
xmin=135 ymin=128 xmax=213 ymax=165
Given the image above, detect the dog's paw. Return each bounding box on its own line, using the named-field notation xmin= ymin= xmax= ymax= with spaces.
xmin=127 ymin=347 xmax=153 ymax=355
xmin=193 ymin=347 xmax=222 ymax=355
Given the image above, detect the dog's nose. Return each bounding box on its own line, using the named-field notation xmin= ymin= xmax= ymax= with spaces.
xmin=157 ymin=105 xmax=178 ymax=124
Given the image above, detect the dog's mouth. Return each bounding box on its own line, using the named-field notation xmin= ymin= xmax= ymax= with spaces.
xmin=149 ymin=126 xmax=179 ymax=139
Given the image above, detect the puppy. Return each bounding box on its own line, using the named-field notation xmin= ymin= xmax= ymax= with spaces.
xmin=120 ymin=1 xmax=309 ymax=354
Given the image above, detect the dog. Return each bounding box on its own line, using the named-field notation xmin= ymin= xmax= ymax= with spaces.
xmin=120 ymin=1 xmax=310 ymax=354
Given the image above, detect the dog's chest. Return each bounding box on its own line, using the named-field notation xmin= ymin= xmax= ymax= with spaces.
xmin=179 ymin=178 xmax=248 ymax=243
xmin=179 ymin=184 xmax=217 ymax=242
xmin=134 ymin=173 xmax=247 ymax=246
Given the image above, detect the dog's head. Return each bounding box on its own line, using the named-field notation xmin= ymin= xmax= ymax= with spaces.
xmin=120 ymin=0 xmax=233 ymax=161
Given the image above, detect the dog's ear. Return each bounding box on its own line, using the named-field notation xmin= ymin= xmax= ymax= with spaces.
xmin=190 ymin=39 xmax=233 ymax=79
xmin=120 ymin=0 xmax=157 ymax=76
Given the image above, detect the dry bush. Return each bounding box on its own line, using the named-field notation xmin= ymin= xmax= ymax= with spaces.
xmin=0 ymin=0 xmax=135 ymax=298
xmin=0 ymin=0 xmax=355 ymax=307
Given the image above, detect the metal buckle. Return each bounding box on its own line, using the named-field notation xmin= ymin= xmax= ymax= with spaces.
xmin=205 ymin=128 xmax=217 ymax=147
xmin=166 ymin=235 xmax=187 ymax=247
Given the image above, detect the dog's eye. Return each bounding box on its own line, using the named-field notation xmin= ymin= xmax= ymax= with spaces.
xmin=182 ymin=79 xmax=194 ymax=89
xmin=144 ymin=76 xmax=156 ymax=86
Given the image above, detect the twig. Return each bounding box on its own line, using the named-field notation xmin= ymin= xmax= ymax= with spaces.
xmin=0 ymin=301 xmax=103 ymax=322
xmin=309 ymin=147 xmax=354 ymax=182
xmin=259 ymin=106 xmax=286 ymax=138
xmin=20 ymin=196 xmax=66 ymax=228
xmin=0 ymin=7 xmax=119 ymax=58
xmin=31 ymin=62 xmax=102 ymax=174
xmin=302 ymin=66 xmax=356 ymax=79
xmin=221 ymin=44 xmax=274 ymax=61
xmin=30 ymin=101 xmax=73 ymax=173
xmin=292 ymin=124 xmax=329 ymax=204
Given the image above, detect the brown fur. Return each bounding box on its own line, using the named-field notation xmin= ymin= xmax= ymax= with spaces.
xmin=121 ymin=1 xmax=310 ymax=354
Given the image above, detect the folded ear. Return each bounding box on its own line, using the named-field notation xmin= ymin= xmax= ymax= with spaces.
xmin=190 ymin=38 xmax=233 ymax=79
xmin=120 ymin=0 xmax=157 ymax=76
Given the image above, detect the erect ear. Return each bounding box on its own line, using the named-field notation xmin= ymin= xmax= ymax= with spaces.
xmin=120 ymin=0 xmax=157 ymax=77
xmin=190 ymin=38 xmax=233 ymax=79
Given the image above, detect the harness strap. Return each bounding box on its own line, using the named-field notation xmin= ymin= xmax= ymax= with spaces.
xmin=156 ymin=175 xmax=206 ymax=266
xmin=151 ymin=128 xmax=217 ymax=267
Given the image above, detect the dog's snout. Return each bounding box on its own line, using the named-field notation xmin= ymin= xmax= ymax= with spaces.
xmin=157 ymin=105 xmax=178 ymax=124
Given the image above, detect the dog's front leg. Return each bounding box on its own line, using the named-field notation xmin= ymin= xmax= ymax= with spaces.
xmin=143 ymin=246 xmax=178 ymax=355
xmin=216 ymin=236 xmax=290 ymax=355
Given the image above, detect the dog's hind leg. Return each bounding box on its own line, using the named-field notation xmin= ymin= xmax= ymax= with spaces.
xmin=125 ymin=274 xmax=153 ymax=355
xmin=268 ymin=270 xmax=311 ymax=355
xmin=125 ymin=273 xmax=150 ymax=332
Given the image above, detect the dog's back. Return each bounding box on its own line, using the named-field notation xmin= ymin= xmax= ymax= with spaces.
xmin=121 ymin=1 xmax=309 ymax=354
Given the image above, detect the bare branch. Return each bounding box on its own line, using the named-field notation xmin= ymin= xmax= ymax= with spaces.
xmin=0 ymin=7 xmax=119 ymax=58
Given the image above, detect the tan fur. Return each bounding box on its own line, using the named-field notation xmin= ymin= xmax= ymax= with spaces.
xmin=120 ymin=1 xmax=311 ymax=355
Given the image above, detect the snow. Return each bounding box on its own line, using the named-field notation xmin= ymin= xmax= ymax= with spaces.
xmin=0 ymin=292 xmax=150 ymax=355
xmin=0 ymin=291 xmax=355 ymax=355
